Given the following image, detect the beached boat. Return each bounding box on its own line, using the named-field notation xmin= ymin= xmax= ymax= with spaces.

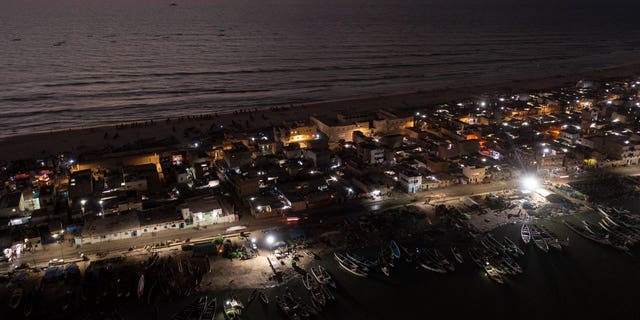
xmin=380 ymin=264 xmax=390 ymax=277
xmin=201 ymin=297 xmax=217 ymax=320
xmin=310 ymin=286 xmax=326 ymax=307
xmin=284 ymin=290 xmax=310 ymax=318
xmin=320 ymin=284 xmax=335 ymax=300
xmin=583 ymin=220 xmax=609 ymax=238
xmin=137 ymin=274 xmax=145 ymax=300
xmin=432 ymin=248 xmax=455 ymax=271
xmin=259 ymin=291 xmax=269 ymax=305
xmin=377 ymin=247 xmax=391 ymax=276
xmin=563 ymin=220 xmax=609 ymax=244
xmin=144 ymin=253 xmax=159 ymax=270
xmin=417 ymin=250 xmax=447 ymax=273
xmin=248 ymin=288 xmax=258 ymax=304
xmin=333 ymin=252 xmax=349 ymax=265
xmin=399 ymin=245 xmax=415 ymax=263
xmin=345 ymin=252 xmax=376 ymax=270
xmin=223 ymin=297 xmax=243 ymax=320
xmin=530 ymin=225 xmax=549 ymax=253
xmin=8 ymin=288 xmax=22 ymax=309
xmin=390 ymin=240 xmax=401 ymax=259
xmin=172 ymin=296 xmax=208 ymax=320
xmin=503 ymin=236 xmax=525 ymax=256
xmin=311 ymin=265 xmax=336 ymax=289
xmin=338 ymin=260 xmax=368 ymax=277
xmin=484 ymin=264 xmax=504 ymax=284
xmin=451 ymin=245 xmax=464 ymax=264
xmin=22 ymin=292 xmax=33 ymax=318
xmin=277 ymin=296 xmax=301 ymax=320
xmin=468 ymin=247 xmax=485 ymax=268
xmin=538 ymin=225 xmax=562 ymax=250
xmin=479 ymin=239 xmax=499 ymax=256
xmin=521 ymin=224 xmax=531 ymax=244
xmin=487 ymin=234 xmax=506 ymax=252
xmin=502 ymin=256 xmax=523 ymax=274
xmin=302 ymin=273 xmax=316 ymax=290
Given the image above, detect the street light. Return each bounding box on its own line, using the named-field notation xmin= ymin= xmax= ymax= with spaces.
xmin=266 ymin=235 xmax=275 ymax=246
xmin=520 ymin=176 xmax=539 ymax=192
xmin=80 ymin=199 xmax=87 ymax=217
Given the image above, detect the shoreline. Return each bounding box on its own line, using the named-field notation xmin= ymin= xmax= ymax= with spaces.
xmin=2 ymin=62 xmax=640 ymax=162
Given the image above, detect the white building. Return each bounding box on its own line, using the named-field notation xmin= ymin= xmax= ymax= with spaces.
xmin=398 ymin=169 xmax=422 ymax=193
xmin=462 ymin=166 xmax=486 ymax=184
xmin=357 ymin=142 xmax=384 ymax=165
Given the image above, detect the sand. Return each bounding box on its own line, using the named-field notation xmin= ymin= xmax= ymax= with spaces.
xmin=2 ymin=62 xmax=640 ymax=162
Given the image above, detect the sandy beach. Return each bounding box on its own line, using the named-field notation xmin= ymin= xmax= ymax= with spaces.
xmin=2 ymin=62 xmax=640 ymax=162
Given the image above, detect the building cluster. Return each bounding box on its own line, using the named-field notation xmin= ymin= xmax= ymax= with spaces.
xmin=2 ymin=77 xmax=640 ymax=260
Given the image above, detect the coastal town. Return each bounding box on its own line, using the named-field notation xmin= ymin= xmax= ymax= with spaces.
xmin=2 ymin=77 xmax=640 ymax=319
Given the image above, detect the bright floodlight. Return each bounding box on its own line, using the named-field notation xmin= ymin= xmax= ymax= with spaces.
xmin=251 ymin=238 xmax=256 ymax=243
xmin=266 ymin=235 xmax=275 ymax=245
xmin=80 ymin=199 xmax=87 ymax=206
xmin=521 ymin=176 xmax=539 ymax=191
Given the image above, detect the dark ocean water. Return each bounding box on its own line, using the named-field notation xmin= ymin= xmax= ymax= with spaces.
xmin=2 ymin=0 xmax=640 ymax=136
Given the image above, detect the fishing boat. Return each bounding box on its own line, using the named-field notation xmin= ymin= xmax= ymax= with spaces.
xmin=345 ymin=252 xmax=376 ymax=270
xmin=144 ymin=253 xmax=159 ymax=270
xmin=432 ymin=248 xmax=455 ymax=272
xmin=285 ymin=290 xmax=310 ymax=318
xmin=417 ymin=250 xmax=447 ymax=273
xmin=479 ymin=239 xmax=499 ymax=256
xmin=399 ymin=245 xmax=415 ymax=263
xmin=320 ymin=284 xmax=335 ymax=300
xmin=172 ymin=296 xmax=208 ymax=320
xmin=563 ymin=220 xmax=609 ymax=244
xmin=530 ymin=225 xmax=549 ymax=252
xmin=538 ymin=225 xmax=562 ymax=250
xmin=338 ymin=260 xmax=367 ymax=277
xmin=521 ymin=224 xmax=531 ymax=244
xmin=487 ymin=234 xmax=507 ymax=252
xmin=484 ymin=264 xmax=504 ymax=284
xmin=502 ymin=256 xmax=523 ymax=274
xmin=503 ymin=236 xmax=525 ymax=256
xmin=389 ymin=240 xmax=401 ymax=259
xmin=22 ymin=292 xmax=33 ymax=318
xmin=223 ymin=297 xmax=243 ymax=320
xmin=333 ymin=252 xmax=349 ymax=265
xmin=259 ymin=291 xmax=269 ymax=305
xmin=201 ymin=297 xmax=217 ymax=320
xmin=377 ymin=248 xmax=391 ymax=276
xmin=451 ymin=245 xmax=464 ymax=264
xmin=247 ymin=288 xmax=258 ymax=304
xmin=310 ymin=286 xmax=326 ymax=307
xmin=277 ymin=296 xmax=301 ymax=320
xmin=468 ymin=247 xmax=485 ymax=268
xmin=137 ymin=274 xmax=145 ymax=300
xmin=583 ymin=220 xmax=609 ymax=238
xmin=311 ymin=266 xmax=336 ymax=289
xmin=380 ymin=264 xmax=390 ymax=277
xmin=8 ymin=288 xmax=22 ymax=309
xmin=301 ymin=273 xmax=315 ymax=290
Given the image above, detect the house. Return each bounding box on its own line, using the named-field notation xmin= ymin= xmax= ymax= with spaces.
xmin=273 ymin=120 xmax=318 ymax=148
xmin=223 ymin=142 xmax=253 ymax=169
xmin=398 ymin=168 xmax=422 ymax=193
xmin=462 ymin=166 xmax=486 ymax=184
xmin=357 ymin=142 xmax=385 ymax=165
